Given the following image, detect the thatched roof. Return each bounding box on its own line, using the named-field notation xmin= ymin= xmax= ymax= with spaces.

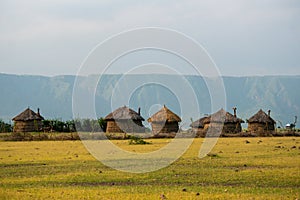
xmin=247 ymin=109 xmax=276 ymax=124
xmin=202 ymin=108 xmax=245 ymax=124
xmin=190 ymin=117 xmax=207 ymax=128
xmin=105 ymin=106 xmax=144 ymax=121
xmin=12 ymin=108 xmax=44 ymax=121
xmin=147 ymin=105 xmax=181 ymax=123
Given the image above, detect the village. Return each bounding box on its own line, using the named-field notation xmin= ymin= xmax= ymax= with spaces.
xmin=1 ymin=1 xmax=300 ymax=199
xmin=1 ymin=105 xmax=299 ymax=200
xmin=2 ymin=104 xmax=298 ymax=141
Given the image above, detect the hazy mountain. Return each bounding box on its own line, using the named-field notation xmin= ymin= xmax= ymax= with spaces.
xmin=0 ymin=73 xmax=299 ymax=129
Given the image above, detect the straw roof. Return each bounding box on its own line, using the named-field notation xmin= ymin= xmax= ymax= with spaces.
xmin=147 ymin=105 xmax=181 ymax=123
xmin=247 ymin=109 xmax=276 ymax=124
xmin=202 ymin=108 xmax=244 ymax=124
xmin=105 ymin=106 xmax=144 ymax=121
xmin=190 ymin=117 xmax=207 ymax=128
xmin=12 ymin=108 xmax=44 ymax=121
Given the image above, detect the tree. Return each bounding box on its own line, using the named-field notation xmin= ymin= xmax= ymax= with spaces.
xmin=0 ymin=120 xmax=12 ymax=132
xmin=98 ymin=117 xmax=107 ymax=132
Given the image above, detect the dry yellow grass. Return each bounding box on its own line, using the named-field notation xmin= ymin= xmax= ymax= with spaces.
xmin=0 ymin=137 xmax=299 ymax=199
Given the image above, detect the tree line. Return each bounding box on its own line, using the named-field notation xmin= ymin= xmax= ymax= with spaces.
xmin=42 ymin=118 xmax=107 ymax=132
xmin=0 ymin=118 xmax=107 ymax=133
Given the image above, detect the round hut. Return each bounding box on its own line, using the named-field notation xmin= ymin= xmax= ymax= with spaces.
xmin=104 ymin=106 xmax=145 ymax=133
xmin=190 ymin=116 xmax=208 ymax=137
xmin=147 ymin=105 xmax=181 ymax=135
xmin=193 ymin=108 xmax=244 ymax=136
xmin=12 ymin=108 xmax=44 ymax=132
xmin=247 ymin=109 xmax=276 ymax=136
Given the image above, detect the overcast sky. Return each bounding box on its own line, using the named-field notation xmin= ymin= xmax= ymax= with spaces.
xmin=0 ymin=0 xmax=299 ymax=76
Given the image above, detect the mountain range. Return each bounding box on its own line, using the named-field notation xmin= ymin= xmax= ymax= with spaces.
xmin=0 ymin=73 xmax=299 ymax=129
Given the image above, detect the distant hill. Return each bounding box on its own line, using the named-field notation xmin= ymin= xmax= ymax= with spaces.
xmin=0 ymin=73 xmax=299 ymax=129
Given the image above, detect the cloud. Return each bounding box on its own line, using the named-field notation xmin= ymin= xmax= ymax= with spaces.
xmin=1 ymin=0 xmax=299 ymax=40
xmin=0 ymin=0 xmax=299 ymax=76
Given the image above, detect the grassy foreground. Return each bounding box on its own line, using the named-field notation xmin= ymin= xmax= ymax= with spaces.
xmin=0 ymin=137 xmax=299 ymax=199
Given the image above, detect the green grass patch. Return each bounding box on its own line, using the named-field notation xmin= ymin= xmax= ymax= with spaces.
xmin=128 ymin=135 xmax=151 ymax=145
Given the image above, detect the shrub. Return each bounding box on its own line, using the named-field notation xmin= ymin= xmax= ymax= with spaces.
xmin=0 ymin=120 xmax=12 ymax=132
xmin=98 ymin=118 xmax=107 ymax=132
xmin=128 ymin=135 xmax=151 ymax=145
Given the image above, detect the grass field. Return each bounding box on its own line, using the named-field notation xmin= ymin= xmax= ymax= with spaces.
xmin=0 ymin=137 xmax=299 ymax=199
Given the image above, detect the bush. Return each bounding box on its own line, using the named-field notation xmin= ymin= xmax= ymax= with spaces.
xmin=0 ymin=120 xmax=12 ymax=132
xmin=128 ymin=135 xmax=151 ymax=145
xmin=73 ymin=118 xmax=105 ymax=132
xmin=42 ymin=119 xmax=77 ymax=132
xmin=98 ymin=118 xmax=107 ymax=132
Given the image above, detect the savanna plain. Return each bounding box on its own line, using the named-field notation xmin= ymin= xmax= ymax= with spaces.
xmin=0 ymin=137 xmax=299 ymax=199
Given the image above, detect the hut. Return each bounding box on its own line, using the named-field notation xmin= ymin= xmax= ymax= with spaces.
xmin=147 ymin=105 xmax=181 ymax=135
xmin=190 ymin=116 xmax=208 ymax=137
xmin=104 ymin=106 xmax=145 ymax=133
xmin=247 ymin=109 xmax=276 ymax=136
xmin=191 ymin=108 xmax=244 ymax=136
xmin=12 ymin=108 xmax=44 ymax=132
